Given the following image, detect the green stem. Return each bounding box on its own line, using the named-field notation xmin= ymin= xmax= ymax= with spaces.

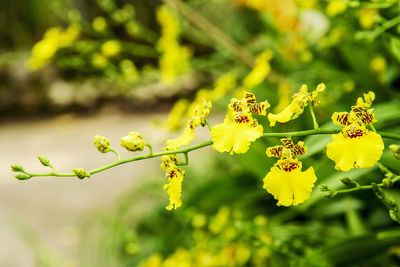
xmin=110 ymin=148 xmax=121 ymax=160
xmin=205 ymin=119 xmax=212 ymax=132
xmin=22 ymin=129 xmax=400 ymax=179
xmin=308 ymin=100 xmax=319 ymax=130
xmin=335 ymin=176 xmax=400 ymax=195
xmin=177 ymin=152 xmax=189 ymax=166
xmin=370 ymin=124 xmax=377 ymax=132
xmin=145 ymin=143 xmax=153 ymax=155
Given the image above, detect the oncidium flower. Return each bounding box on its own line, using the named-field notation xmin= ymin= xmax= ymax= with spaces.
xmin=327 ymin=91 xmax=384 ymax=171
xmin=268 ymin=83 xmax=325 ymax=126
xmin=161 ymin=154 xmax=184 ymax=210
xmin=263 ymin=138 xmax=317 ymax=206
xmin=211 ymin=92 xmax=270 ymax=155
xmin=166 ymin=100 xmax=212 ymax=150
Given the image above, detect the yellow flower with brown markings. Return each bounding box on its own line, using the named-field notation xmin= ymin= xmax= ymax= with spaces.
xmin=326 ymin=125 xmax=384 ymax=172
xmin=263 ymin=138 xmax=316 ymax=206
xmin=211 ymin=92 xmax=270 ymax=155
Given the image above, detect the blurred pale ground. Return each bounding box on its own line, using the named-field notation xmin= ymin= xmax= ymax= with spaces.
xmin=0 ymin=108 xmax=214 ymax=266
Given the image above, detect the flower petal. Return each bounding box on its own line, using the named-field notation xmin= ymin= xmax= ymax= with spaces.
xmin=211 ymin=117 xmax=263 ymax=155
xmin=326 ymin=131 xmax=384 ymax=171
xmin=263 ymin=166 xmax=317 ymax=206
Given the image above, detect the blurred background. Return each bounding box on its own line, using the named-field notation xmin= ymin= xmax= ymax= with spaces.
xmin=1 ymin=0 xmax=400 ymax=266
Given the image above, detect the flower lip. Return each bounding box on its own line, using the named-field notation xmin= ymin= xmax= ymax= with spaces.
xmin=343 ymin=126 xmax=366 ymax=139
xmin=277 ymin=159 xmax=301 ymax=172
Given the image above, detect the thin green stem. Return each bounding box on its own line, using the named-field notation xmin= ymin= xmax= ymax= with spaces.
xmin=145 ymin=143 xmax=153 ymax=155
xmin=110 ymin=148 xmax=121 ymax=160
xmin=335 ymin=176 xmax=400 ymax=195
xmin=370 ymin=124 xmax=377 ymax=132
xmin=308 ymin=101 xmax=319 ymax=130
xmin=205 ymin=119 xmax=212 ymax=132
xmin=20 ymin=129 xmax=400 ymax=179
xmin=177 ymin=152 xmax=189 ymax=166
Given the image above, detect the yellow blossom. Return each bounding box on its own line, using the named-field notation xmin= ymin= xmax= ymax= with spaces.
xmin=211 ymin=92 xmax=270 ymax=155
xmin=166 ymin=100 xmax=211 ymax=150
xmin=263 ymin=138 xmax=316 ymax=206
xmin=243 ymin=50 xmax=272 ymax=90
xmin=359 ymin=8 xmax=377 ymax=29
xmin=165 ymin=99 xmax=189 ymax=131
xmin=327 ymin=125 xmax=384 ymax=171
xmin=163 ymin=165 xmax=185 ymax=210
xmin=264 ymin=158 xmax=316 ymax=206
xmin=327 ymin=91 xmax=384 ymax=171
xmin=268 ymin=83 xmax=325 ymax=126
xmin=28 ymin=26 xmax=80 ymax=70
xmin=326 ymin=0 xmax=347 ymax=17
xmin=274 ymin=83 xmax=292 ymax=112
xmin=101 ymin=40 xmax=121 ymax=57
xmin=156 ymin=5 xmax=191 ymax=85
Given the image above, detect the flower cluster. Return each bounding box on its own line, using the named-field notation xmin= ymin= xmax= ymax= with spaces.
xmin=263 ymin=138 xmax=317 ymax=206
xmin=29 ymin=26 xmax=80 ymax=70
xmin=327 ymin=91 xmax=384 ymax=171
xmin=211 ymin=91 xmax=270 ymax=155
xmin=162 ymin=100 xmax=212 ymax=210
xmin=156 ymin=5 xmax=191 ymax=85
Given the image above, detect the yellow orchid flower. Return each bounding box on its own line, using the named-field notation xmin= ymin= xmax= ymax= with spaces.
xmin=326 ymin=91 xmax=384 ymax=171
xmin=268 ymin=83 xmax=325 ymax=126
xmin=326 ymin=125 xmax=384 ymax=171
xmin=263 ymin=138 xmax=316 ymax=206
xmin=211 ymin=92 xmax=270 ymax=155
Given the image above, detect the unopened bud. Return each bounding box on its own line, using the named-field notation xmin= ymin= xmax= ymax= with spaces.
xmin=73 ymin=168 xmax=90 ymax=179
xmin=38 ymin=155 xmax=51 ymax=167
xmin=389 ymin=144 xmax=400 ymax=160
xmin=120 ymin=132 xmax=144 ymax=152
xmin=94 ymin=135 xmax=111 ymax=153
xmin=382 ymin=178 xmax=393 ymax=188
xmin=15 ymin=174 xmax=31 ymax=180
xmin=340 ymin=177 xmax=359 ymax=188
xmin=11 ymin=164 xmax=24 ymax=172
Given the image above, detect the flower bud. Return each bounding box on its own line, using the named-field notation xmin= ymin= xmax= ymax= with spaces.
xmin=389 ymin=144 xmax=400 ymax=160
xmin=73 ymin=168 xmax=90 ymax=179
xmin=382 ymin=178 xmax=393 ymax=188
xmin=15 ymin=174 xmax=30 ymax=180
xmin=38 ymin=155 xmax=51 ymax=167
xmin=11 ymin=164 xmax=25 ymax=172
xmin=340 ymin=177 xmax=359 ymax=188
xmin=120 ymin=132 xmax=144 ymax=152
xmin=94 ymin=135 xmax=111 ymax=153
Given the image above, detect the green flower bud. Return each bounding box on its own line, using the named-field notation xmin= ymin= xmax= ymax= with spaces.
xmin=382 ymin=178 xmax=393 ymax=188
xmin=389 ymin=144 xmax=400 ymax=160
xmin=11 ymin=164 xmax=24 ymax=172
xmin=15 ymin=174 xmax=31 ymax=180
xmin=94 ymin=135 xmax=111 ymax=153
xmin=340 ymin=177 xmax=359 ymax=188
xmin=73 ymin=168 xmax=90 ymax=179
xmin=120 ymin=132 xmax=144 ymax=152
xmin=38 ymin=155 xmax=51 ymax=167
